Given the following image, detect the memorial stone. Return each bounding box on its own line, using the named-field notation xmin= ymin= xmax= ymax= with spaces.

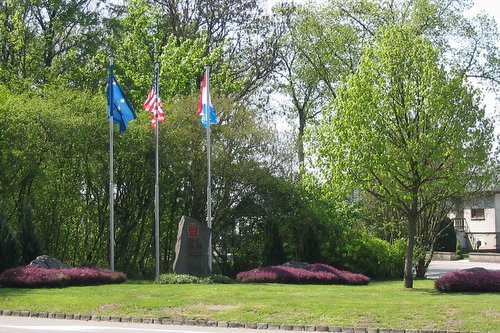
xmin=172 ymin=216 xmax=211 ymax=275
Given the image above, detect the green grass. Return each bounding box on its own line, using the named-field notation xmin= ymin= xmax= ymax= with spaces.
xmin=1 ymin=280 xmax=499 ymax=331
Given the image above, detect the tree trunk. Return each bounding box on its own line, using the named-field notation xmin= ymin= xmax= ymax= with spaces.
xmin=404 ymin=194 xmax=418 ymax=288
xmin=297 ymin=115 xmax=306 ymax=174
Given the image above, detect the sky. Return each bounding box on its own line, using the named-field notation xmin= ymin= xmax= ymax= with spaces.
xmin=465 ymin=0 xmax=500 ymax=132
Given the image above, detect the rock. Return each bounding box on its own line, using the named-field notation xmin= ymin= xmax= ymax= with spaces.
xmin=461 ymin=267 xmax=488 ymax=273
xmin=283 ymin=261 xmax=309 ymax=269
xmin=172 ymin=216 xmax=212 ymax=275
xmin=28 ymin=255 xmax=71 ymax=269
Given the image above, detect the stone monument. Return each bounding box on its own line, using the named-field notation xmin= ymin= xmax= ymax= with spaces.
xmin=172 ymin=216 xmax=212 ymax=275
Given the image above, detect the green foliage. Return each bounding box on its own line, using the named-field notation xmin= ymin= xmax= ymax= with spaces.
xmin=312 ymin=24 xmax=496 ymax=287
xmin=455 ymin=241 xmax=464 ymax=260
xmin=19 ymin=203 xmax=41 ymax=265
xmin=435 ymin=218 xmax=457 ymax=252
xmin=155 ymin=273 xmax=234 ymax=284
xmin=0 ymin=209 xmax=20 ymax=272
xmin=338 ymin=232 xmax=405 ymax=279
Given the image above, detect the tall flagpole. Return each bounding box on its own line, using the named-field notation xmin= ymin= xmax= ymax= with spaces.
xmin=108 ymin=56 xmax=115 ymax=272
xmin=154 ymin=62 xmax=160 ymax=279
xmin=205 ymin=65 xmax=212 ymax=272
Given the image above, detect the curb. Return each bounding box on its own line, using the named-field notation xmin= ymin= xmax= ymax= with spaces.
xmin=0 ymin=309 xmax=490 ymax=333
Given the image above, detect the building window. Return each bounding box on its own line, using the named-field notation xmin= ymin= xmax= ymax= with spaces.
xmin=471 ymin=208 xmax=485 ymax=220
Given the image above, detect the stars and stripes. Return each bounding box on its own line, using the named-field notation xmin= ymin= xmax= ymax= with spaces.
xmin=144 ymin=67 xmax=164 ymax=129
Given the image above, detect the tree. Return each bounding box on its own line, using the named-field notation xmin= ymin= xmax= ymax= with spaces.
xmin=279 ymin=0 xmax=499 ymax=175
xmin=0 ymin=0 xmax=103 ymax=89
xmin=0 ymin=208 xmax=20 ymax=272
xmin=312 ymin=24 xmax=495 ymax=288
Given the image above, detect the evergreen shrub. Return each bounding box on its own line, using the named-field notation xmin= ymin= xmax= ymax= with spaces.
xmin=236 ymin=263 xmax=369 ymax=285
xmin=435 ymin=268 xmax=500 ymax=292
xmin=0 ymin=266 xmax=126 ymax=288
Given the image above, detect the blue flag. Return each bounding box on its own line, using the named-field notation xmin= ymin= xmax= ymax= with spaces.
xmin=107 ymin=66 xmax=136 ymax=134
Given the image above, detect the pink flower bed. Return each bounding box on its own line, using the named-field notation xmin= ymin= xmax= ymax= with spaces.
xmin=435 ymin=268 xmax=500 ymax=292
xmin=236 ymin=263 xmax=370 ymax=285
xmin=0 ymin=266 xmax=126 ymax=288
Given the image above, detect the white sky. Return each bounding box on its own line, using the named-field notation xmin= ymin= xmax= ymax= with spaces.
xmin=465 ymin=0 xmax=500 ymax=136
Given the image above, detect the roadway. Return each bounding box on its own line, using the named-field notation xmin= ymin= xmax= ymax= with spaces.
xmin=0 ymin=316 xmax=263 ymax=333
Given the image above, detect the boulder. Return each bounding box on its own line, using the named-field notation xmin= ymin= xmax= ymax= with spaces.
xmin=172 ymin=216 xmax=212 ymax=275
xmin=28 ymin=255 xmax=71 ymax=269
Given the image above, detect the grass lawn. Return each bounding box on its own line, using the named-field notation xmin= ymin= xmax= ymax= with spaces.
xmin=1 ymin=279 xmax=499 ymax=332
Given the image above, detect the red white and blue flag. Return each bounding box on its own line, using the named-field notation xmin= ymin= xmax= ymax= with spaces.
xmin=144 ymin=67 xmax=164 ymax=129
xmin=197 ymin=71 xmax=218 ymax=128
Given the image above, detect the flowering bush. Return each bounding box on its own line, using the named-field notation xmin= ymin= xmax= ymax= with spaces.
xmin=236 ymin=263 xmax=369 ymax=285
xmin=0 ymin=266 xmax=126 ymax=288
xmin=435 ymin=268 xmax=500 ymax=292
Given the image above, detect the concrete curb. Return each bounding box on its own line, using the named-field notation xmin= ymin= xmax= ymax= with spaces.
xmin=0 ymin=309 xmax=490 ymax=333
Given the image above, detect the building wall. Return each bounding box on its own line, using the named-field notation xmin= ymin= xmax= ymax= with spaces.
xmin=496 ymin=193 xmax=500 ymax=249
xmin=461 ymin=192 xmax=498 ymax=250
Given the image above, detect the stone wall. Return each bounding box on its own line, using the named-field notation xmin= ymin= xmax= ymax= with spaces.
xmin=469 ymin=252 xmax=500 ymax=263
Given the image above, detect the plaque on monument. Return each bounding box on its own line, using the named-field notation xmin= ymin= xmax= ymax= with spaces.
xmin=173 ymin=216 xmax=212 ymax=275
xmin=188 ymin=223 xmax=200 ymax=239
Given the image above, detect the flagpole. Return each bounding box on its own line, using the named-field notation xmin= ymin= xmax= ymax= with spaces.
xmin=154 ymin=62 xmax=160 ymax=279
xmin=205 ymin=65 xmax=212 ymax=272
xmin=108 ymin=56 xmax=115 ymax=272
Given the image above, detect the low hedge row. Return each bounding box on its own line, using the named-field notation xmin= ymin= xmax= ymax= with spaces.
xmin=435 ymin=267 xmax=500 ymax=292
xmin=0 ymin=266 xmax=126 ymax=288
xmin=236 ymin=263 xmax=370 ymax=285
xmin=155 ymin=273 xmax=234 ymax=284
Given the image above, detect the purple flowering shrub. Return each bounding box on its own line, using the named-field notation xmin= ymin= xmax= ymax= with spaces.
xmin=236 ymin=263 xmax=369 ymax=285
xmin=0 ymin=266 xmax=126 ymax=288
xmin=435 ymin=268 xmax=500 ymax=292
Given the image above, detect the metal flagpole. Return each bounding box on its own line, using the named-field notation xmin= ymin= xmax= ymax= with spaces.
xmin=205 ymin=65 xmax=212 ymax=272
xmin=108 ymin=56 xmax=115 ymax=272
xmin=154 ymin=62 xmax=160 ymax=279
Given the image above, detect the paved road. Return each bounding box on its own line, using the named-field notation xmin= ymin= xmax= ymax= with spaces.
xmin=0 ymin=316 xmax=263 ymax=333
xmin=425 ymin=259 xmax=500 ymax=279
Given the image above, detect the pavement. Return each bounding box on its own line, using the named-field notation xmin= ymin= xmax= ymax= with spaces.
xmin=425 ymin=258 xmax=500 ymax=279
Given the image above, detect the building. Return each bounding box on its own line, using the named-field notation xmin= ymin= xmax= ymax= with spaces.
xmin=449 ymin=191 xmax=500 ymax=252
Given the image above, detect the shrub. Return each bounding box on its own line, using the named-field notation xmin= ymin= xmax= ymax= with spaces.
xmin=339 ymin=232 xmax=405 ymax=279
xmin=435 ymin=268 xmax=500 ymax=292
xmin=236 ymin=263 xmax=369 ymax=285
xmin=155 ymin=273 xmax=234 ymax=284
xmin=0 ymin=266 xmax=126 ymax=288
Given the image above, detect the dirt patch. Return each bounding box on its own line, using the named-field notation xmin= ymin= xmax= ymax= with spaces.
xmin=98 ymin=303 xmax=121 ymax=310
xmin=162 ymin=307 xmax=184 ymax=316
xmin=162 ymin=303 xmax=239 ymax=316
xmin=356 ymin=317 xmax=375 ymax=326
xmin=446 ymin=318 xmax=465 ymax=327
xmin=205 ymin=304 xmax=239 ymax=311
xmin=483 ymin=309 xmax=500 ymax=318
xmin=442 ymin=308 xmax=461 ymax=316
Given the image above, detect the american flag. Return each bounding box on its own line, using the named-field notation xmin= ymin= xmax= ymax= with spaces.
xmin=143 ymin=68 xmax=164 ymax=129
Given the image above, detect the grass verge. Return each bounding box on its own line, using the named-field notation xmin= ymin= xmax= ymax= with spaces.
xmin=1 ymin=279 xmax=499 ymax=331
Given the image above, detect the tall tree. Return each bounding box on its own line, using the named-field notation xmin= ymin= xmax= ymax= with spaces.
xmin=0 ymin=0 xmax=103 ymax=88
xmin=312 ymin=24 xmax=495 ymax=288
xmin=280 ymin=0 xmax=499 ymax=172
